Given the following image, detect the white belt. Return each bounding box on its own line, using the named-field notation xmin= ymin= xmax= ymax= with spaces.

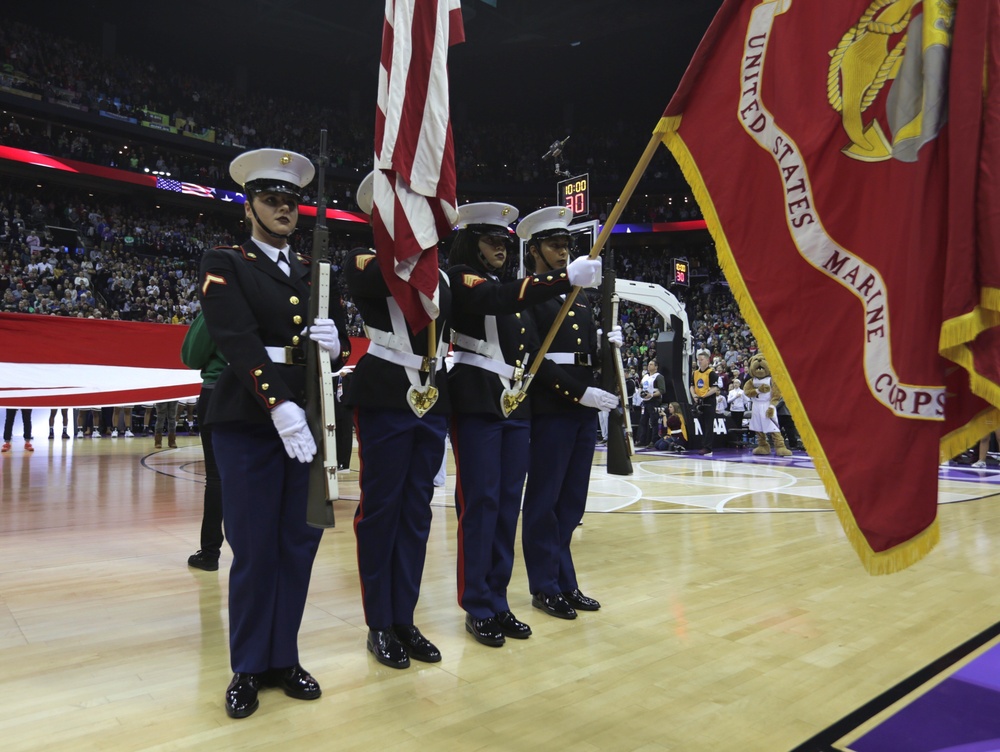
xmin=450 ymin=330 xmax=500 ymax=359
xmin=365 ymin=325 xmax=411 ymax=353
xmin=367 ymin=342 xmax=445 ymax=372
xmin=264 ymin=345 xmax=305 ymax=365
xmin=451 ymin=350 xmax=526 ymax=381
xmin=544 ymin=352 xmax=593 ymax=367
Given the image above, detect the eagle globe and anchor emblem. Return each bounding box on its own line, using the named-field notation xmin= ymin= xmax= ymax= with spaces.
xmin=827 ymin=0 xmax=955 ymax=163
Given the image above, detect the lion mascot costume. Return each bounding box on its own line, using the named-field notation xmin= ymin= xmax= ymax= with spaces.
xmin=742 ymin=354 xmax=793 ymax=457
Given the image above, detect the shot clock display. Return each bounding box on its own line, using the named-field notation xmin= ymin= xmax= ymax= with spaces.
xmin=557 ymin=173 xmax=590 ymax=219
xmin=673 ymin=258 xmax=690 ymax=286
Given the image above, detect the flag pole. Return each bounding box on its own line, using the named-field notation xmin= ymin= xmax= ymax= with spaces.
xmin=515 ymin=130 xmax=663 ymax=403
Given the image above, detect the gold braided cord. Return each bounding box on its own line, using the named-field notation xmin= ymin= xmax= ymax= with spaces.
xmin=861 ymin=38 xmax=907 ymax=111
xmin=827 ymin=0 xmax=915 ymax=112
xmin=828 ymin=26 xmax=861 ymax=111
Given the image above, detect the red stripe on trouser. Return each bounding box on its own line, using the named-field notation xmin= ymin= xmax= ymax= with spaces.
xmin=352 ymin=407 xmax=368 ymax=622
xmin=451 ymin=415 xmax=466 ymax=607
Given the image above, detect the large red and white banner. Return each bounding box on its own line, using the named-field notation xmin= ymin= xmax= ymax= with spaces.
xmin=660 ymin=0 xmax=1000 ymax=572
xmin=0 ymin=314 xmax=372 ymax=408
xmin=372 ymin=0 xmax=464 ymax=333
xmin=0 ymin=313 xmax=200 ymax=407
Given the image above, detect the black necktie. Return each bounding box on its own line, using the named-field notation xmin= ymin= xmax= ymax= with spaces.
xmin=276 ymin=251 xmax=290 ymax=276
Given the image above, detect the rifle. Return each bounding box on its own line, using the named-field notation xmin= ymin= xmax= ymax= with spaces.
xmin=601 ymin=242 xmax=633 ymax=474
xmin=305 ymin=129 xmax=338 ymax=528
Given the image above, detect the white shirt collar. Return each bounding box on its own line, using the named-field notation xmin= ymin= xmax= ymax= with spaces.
xmin=249 ymin=236 xmax=291 ymax=265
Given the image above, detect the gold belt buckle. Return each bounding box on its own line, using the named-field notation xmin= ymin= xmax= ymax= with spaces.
xmin=511 ymin=366 xmax=524 ymax=382
xmin=284 ymin=346 xmax=296 ymax=365
xmin=420 ymin=356 xmax=431 ymax=373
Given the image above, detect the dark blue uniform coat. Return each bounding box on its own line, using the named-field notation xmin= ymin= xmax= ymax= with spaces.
xmin=522 ymin=291 xmax=601 ymax=597
xmin=199 ymin=241 xmax=348 ymax=673
xmin=448 ymin=264 xmax=571 ymax=617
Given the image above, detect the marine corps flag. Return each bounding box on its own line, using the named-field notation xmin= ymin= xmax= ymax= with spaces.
xmin=659 ymin=0 xmax=1000 ymax=573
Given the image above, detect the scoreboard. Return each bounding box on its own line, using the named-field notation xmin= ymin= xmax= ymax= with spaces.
xmin=673 ymin=258 xmax=689 ymax=286
xmin=557 ymin=173 xmax=590 ymax=219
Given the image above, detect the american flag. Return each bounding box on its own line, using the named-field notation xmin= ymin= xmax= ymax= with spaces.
xmin=372 ymin=0 xmax=464 ymax=333
xmin=155 ymin=177 xmax=216 ymax=198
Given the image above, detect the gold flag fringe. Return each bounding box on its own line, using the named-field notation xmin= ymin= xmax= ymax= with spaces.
xmin=939 ymin=286 xmax=1000 ymax=460
xmin=655 ymin=116 xmax=939 ymax=574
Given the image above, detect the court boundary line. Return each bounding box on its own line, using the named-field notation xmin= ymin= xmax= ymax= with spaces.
xmin=788 ymin=617 xmax=1000 ymax=752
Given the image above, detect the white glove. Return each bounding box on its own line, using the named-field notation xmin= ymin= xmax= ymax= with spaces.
xmin=306 ymin=318 xmax=341 ymax=359
xmin=606 ymin=325 xmax=623 ymax=348
xmin=270 ymin=401 xmax=317 ymax=463
xmin=580 ymin=387 xmax=620 ymax=411
xmin=567 ymin=256 xmax=602 ymax=288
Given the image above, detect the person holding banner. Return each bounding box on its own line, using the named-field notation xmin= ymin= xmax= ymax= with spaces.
xmin=344 ymin=173 xmax=451 ymax=670
xmin=180 ymin=311 xmax=225 ymax=572
xmin=198 ymin=148 xmax=348 ymax=719
xmin=447 ymin=201 xmax=602 ymax=647
xmin=517 ymin=206 xmax=619 ymax=620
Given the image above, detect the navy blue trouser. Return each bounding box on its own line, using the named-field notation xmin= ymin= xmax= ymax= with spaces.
xmin=197 ymin=386 xmax=224 ymax=554
xmin=213 ymin=421 xmax=323 ymax=673
xmin=452 ymin=413 xmax=530 ymax=618
xmin=521 ymin=410 xmax=598 ymax=596
xmin=354 ymin=406 xmax=447 ymax=629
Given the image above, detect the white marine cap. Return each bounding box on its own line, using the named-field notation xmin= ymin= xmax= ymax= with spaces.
xmin=515 ymin=205 xmax=574 ymax=240
xmin=229 ymin=148 xmax=315 ymax=195
xmin=356 ymin=171 xmax=375 ymax=214
xmin=456 ymin=202 xmax=518 ymax=233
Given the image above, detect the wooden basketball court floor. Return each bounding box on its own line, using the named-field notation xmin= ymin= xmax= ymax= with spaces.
xmin=2 ymin=409 xmax=1000 ymax=752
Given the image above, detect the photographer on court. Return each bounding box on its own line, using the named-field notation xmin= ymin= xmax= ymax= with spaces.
xmin=638 ymin=359 xmax=665 ymax=447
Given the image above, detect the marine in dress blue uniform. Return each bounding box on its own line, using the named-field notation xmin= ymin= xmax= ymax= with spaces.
xmin=448 ymin=201 xmax=600 ymax=647
xmin=343 ymin=173 xmax=451 ymax=669
xmin=198 ymin=149 xmax=350 ymax=719
xmin=517 ymin=207 xmax=620 ymax=621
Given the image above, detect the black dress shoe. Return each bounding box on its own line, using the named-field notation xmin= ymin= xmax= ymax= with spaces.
xmin=367 ymin=628 xmax=410 ymax=669
xmin=392 ymin=624 xmax=442 ymax=662
xmin=495 ymin=610 xmax=532 ymax=639
xmin=225 ymin=672 xmax=262 ymax=719
xmin=531 ymin=592 xmax=577 ymax=620
xmin=187 ymin=550 xmax=219 ymax=571
xmin=562 ymin=589 xmax=601 ymax=611
xmin=465 ymin=614 xmax=505 ymax=647
xmin=263 ymin=664 xmax=321 ymax=700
